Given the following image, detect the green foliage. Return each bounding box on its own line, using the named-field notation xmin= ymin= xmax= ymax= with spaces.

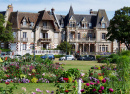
xmin=109 ymin=54 xmax=120 ymax=63
xmin=0 ymin=14 xmax=14 ymax=42
xmin=0 ymin=48 xmax=11 ymax=52
xmin=96 ymin=55 xmax=102 ymax=60
xmin=106 ymin=7 xmax=130 ymax=50
xmin=120 ymin=50 xmax=130 ymax=56
xmin=57 ymin=41 xmax=73 ymax=54
xmin=54 ymin=55 xmax=65 ymax=58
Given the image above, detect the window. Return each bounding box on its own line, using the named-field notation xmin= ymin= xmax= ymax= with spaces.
xmin=31 ymin=32 xmax=34 ymax=38
xmin=69 ymin=33 xmax=73 ymax=39
xmin=89 ymin=23 xmax=92 ymax=28
xmin=23 ymin=32 xmax=27 ymax=38
xmin=70 ymin=22 xmax=75 ymax=27
xmin=23 ymin=19 xmax=27 ymax=26
xmin=23 ymin=44 xmax=27 ymax=50
xmin=78 ymin=33 xmax=80 ymax=40
xmin=82 ymin=23 xmax=87 ymax=28
xmin=102 ymin=33 xmax=106 ymax=39
xmin=102 ymin=23 xmax=106 ymax=28
xmin=1 ymin=43 xmax=4 ymax=48
xmin=102 ymin=46 xmax=105 ymax=52
xmin=13 ymin=32 xmax=16 ymax=38
xmin=30 ymin=22 xmax=34 ymax=26
xmin=61 ymin=23 xmax=64 ymax=27
xmin=54 ymin=33 xmax=58 ymax=38
xmin=43 ymin=21 xmax=47 ymax=26
xmin=88 ymin=33 xmax=92 ymax=38
xmin=30 ymin=44 xmax=34 ymax=49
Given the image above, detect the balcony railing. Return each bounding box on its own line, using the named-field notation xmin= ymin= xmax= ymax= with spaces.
xmin=42 ymin=26 xmax=50 ymax=30
xmin=39 ymin=38 xmax=51 ymax=42
xmin=21 ymin=38 xmax=28 ymax=42
xmin=69 ymin=37 xmax=96 ymax=42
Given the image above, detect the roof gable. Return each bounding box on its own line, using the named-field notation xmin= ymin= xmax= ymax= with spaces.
xmin=42 ymin=10 xmax=52 ymax=20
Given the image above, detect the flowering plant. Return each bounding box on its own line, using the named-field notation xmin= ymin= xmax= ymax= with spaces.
xmin=81 ymin=79 xmax=114 ymax=94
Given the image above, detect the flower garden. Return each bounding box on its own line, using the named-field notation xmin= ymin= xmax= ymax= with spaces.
xmin=0 ymin=50 xmax=130 ymax=94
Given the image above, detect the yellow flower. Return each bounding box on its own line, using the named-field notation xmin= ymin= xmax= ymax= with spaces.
xmin=31 ymin=77 xmax=38 ymax=83
xmin=98 ymin=76 xmax=104 ymax=81
xmin=32 ymin=69 xmax=36 ymax=73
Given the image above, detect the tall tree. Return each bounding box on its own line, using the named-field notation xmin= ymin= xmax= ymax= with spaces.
xmin=106 ymin=7 xmax=130 ymax=50
xmin=0 ymin=14 xmax=14 ymax=42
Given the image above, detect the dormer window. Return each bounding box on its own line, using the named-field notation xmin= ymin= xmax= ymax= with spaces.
xmin=43 ymin=21 xmax=47 ymax=26
xmin=22 ymin=18 xmax=27 ymax=26
xmin=61 ymin=23 xmax=64 ymax=27
xmin=102 ymin=23 xmax=106 ymax=28
xmin=30 ymin=22 xmax=34 ymax=26
xmin=70 ymin=22 xmax=75 ymax=27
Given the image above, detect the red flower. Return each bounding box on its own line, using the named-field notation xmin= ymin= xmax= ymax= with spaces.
xmin=5 ymin=82 xmax=9 ymax=85
xmin=100 ymin=86 xmax=104 ymax=90
xmin=92 ymin=88 xmax=96 ymax=92
xmin=98 ymin=73 xmax=102 ymax=76
xmin=86 ymin=83 xmax=90 ymax=86
xmin=65 ymin=90 xmax=69 ymax=93
xmin=63 ymin=78 xmax=69 ymax=81
xmin=5 ymin=57 xmax=7 ymax=61
xmin=109 ymin=88 xmax=114 ymax=92
xmin=102 ymin=73 xmax=104 ymax=75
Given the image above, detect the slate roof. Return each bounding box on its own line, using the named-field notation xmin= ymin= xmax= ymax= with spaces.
xmin=56 ymin=6 xmax=109 ymax=29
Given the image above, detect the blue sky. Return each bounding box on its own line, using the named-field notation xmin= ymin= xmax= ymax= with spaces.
xmin=0 ymin=0 xmax=130 ymax=20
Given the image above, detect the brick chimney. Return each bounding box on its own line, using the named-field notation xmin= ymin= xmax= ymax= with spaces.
xmin=51 ymin=8 xmax=55 ymax=14
xmin=90 ymin=9 xmax=93 ymax=14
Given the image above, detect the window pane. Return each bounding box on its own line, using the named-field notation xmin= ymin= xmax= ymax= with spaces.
xmin=102 ymin=23 xmax=106 ymax=28
xmin=102 ymin=33 xmax=106 ymax=39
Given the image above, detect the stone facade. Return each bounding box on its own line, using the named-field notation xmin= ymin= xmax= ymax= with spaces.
xmin=0 ymin=5 xmax=127 ymax=55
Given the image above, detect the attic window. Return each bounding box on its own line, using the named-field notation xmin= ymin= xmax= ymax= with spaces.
xmin=30 ymin=22 xmax=34 ymax=26
xmin=23 ymin=18 xmax=27 ymax=26
xmin=102 ymin=23 xmax=106 ymax=28
xmin=70 ymin=22 xmax=75 ymax=27
xmin=61 ymin=23 xmax=64 ymax=27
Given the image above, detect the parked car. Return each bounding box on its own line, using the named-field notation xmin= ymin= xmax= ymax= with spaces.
xmin=77 ymin=55 xmax=95 ymax=61
xmin=41 ymin=54 xmax=55 ymax=60
xmin=59 ymin=55 xmax=75 ymax=61
xmin=13 ymin=54 xmax=22 ymax=59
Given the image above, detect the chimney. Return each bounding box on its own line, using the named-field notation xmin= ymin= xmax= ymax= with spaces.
xmin=90 ymin=9 xmax=93 ymax=14
xmin=51 ymin=8 xmax=55 ymax=14
xmin=8 ymin=4 xmax=13 ymax=14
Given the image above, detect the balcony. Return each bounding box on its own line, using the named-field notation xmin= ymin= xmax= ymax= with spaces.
xmin=42 ymin=26 xmax=50 ymax=31
xmin=21 ymin=38 xmax=28 ymax=42
xmin=39 ymin=38 xmax=51 ymax=43
xmin=69 ymin=37 xmax=96 ymax=43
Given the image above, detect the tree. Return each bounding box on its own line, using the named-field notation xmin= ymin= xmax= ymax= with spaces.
xmin=57 ymin=41 xmax=73 ymax=54
xmin=106 ymin=7 xmax=130 ymax=50
xmin=0 ymin=14 xmax=14 ymax=42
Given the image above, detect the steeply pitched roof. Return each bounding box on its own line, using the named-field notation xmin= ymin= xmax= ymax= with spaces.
xmin=96 ymin=9 xmax=109 ymax=28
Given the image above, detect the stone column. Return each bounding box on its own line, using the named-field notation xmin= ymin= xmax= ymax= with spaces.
xmin=83 ymin=43 xmax=84 ymax=53
xmin=89 ymin=44 xmax=90 ymax=53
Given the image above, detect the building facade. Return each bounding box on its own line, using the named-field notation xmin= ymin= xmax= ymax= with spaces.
xmin=0 ymin=5 xmax=127 ymax=55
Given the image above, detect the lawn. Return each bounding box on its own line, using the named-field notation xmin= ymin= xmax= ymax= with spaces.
xmin=0 ymin=60 xmax=100 ymax=94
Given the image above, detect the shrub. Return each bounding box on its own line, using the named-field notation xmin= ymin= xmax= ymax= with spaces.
xmin=120 ymin=50 xmax=130 ymax=56
xmin=54 ymin=55 xmax=65 ymax=58
xmin=96 ymin=55 xmax=102 ymax=60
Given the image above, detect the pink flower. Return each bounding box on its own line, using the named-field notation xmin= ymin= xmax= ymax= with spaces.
xmin=36 ymin=88 xmax=42 ymax=92
xmin=97 ymin=80 xmax=100 ymax=84
xmin=98 ymin=89 xmax=102 ymax=93
xmin=46 ymin=90 xmax=50 ymax=93
xmin=32 ymin=92 xmax=36 ymax=94
xmin=86 ymin=83 xmax=90 ymax=86
xmin=109 ymin=88 xmax=114 ymax=92
xmin=28 ymin=73 xmax=31 ymax=76
xmin=92 ymin=88 xmax=96 ymax=92
xmin=90 ymin=82 xmax=94 ymax=85
xmin=42 ymin=73 xmax=45 ymax=76
xmin=100 ymin=86 xmax=104 ymax=90
xmin=102 ymin=79 xmax=106 ymax=83
xmin=81 ymin=73 xmax=85 ymax=76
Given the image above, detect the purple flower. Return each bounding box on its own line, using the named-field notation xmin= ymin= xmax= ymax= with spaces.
xmin=109 ymin=88 xmax=114 ymax=92
xmin=100 ymin=86 xmax=104 ymax=90
xmin=51 ymin=91 xmax=54 ymax=94
xmin=32 ymin=92 xmax=36 ymax=94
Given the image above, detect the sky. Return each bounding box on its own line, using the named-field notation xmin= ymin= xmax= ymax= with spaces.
xmin=0 ymin=0 xmax=130 ymax=20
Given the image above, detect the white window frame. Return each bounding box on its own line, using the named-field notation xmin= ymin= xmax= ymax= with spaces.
xmin=23 ymin=44 xmax=27 ymax=50
xmin=102 ymin=33 xmax=106 ymax=39
xmin=54 ymin=33 xmax=58 ymax=38
xmin=102 ymin=23 xmax=106 ymax=28
xmin=23 ymin=32 xmax=27 ymax=38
